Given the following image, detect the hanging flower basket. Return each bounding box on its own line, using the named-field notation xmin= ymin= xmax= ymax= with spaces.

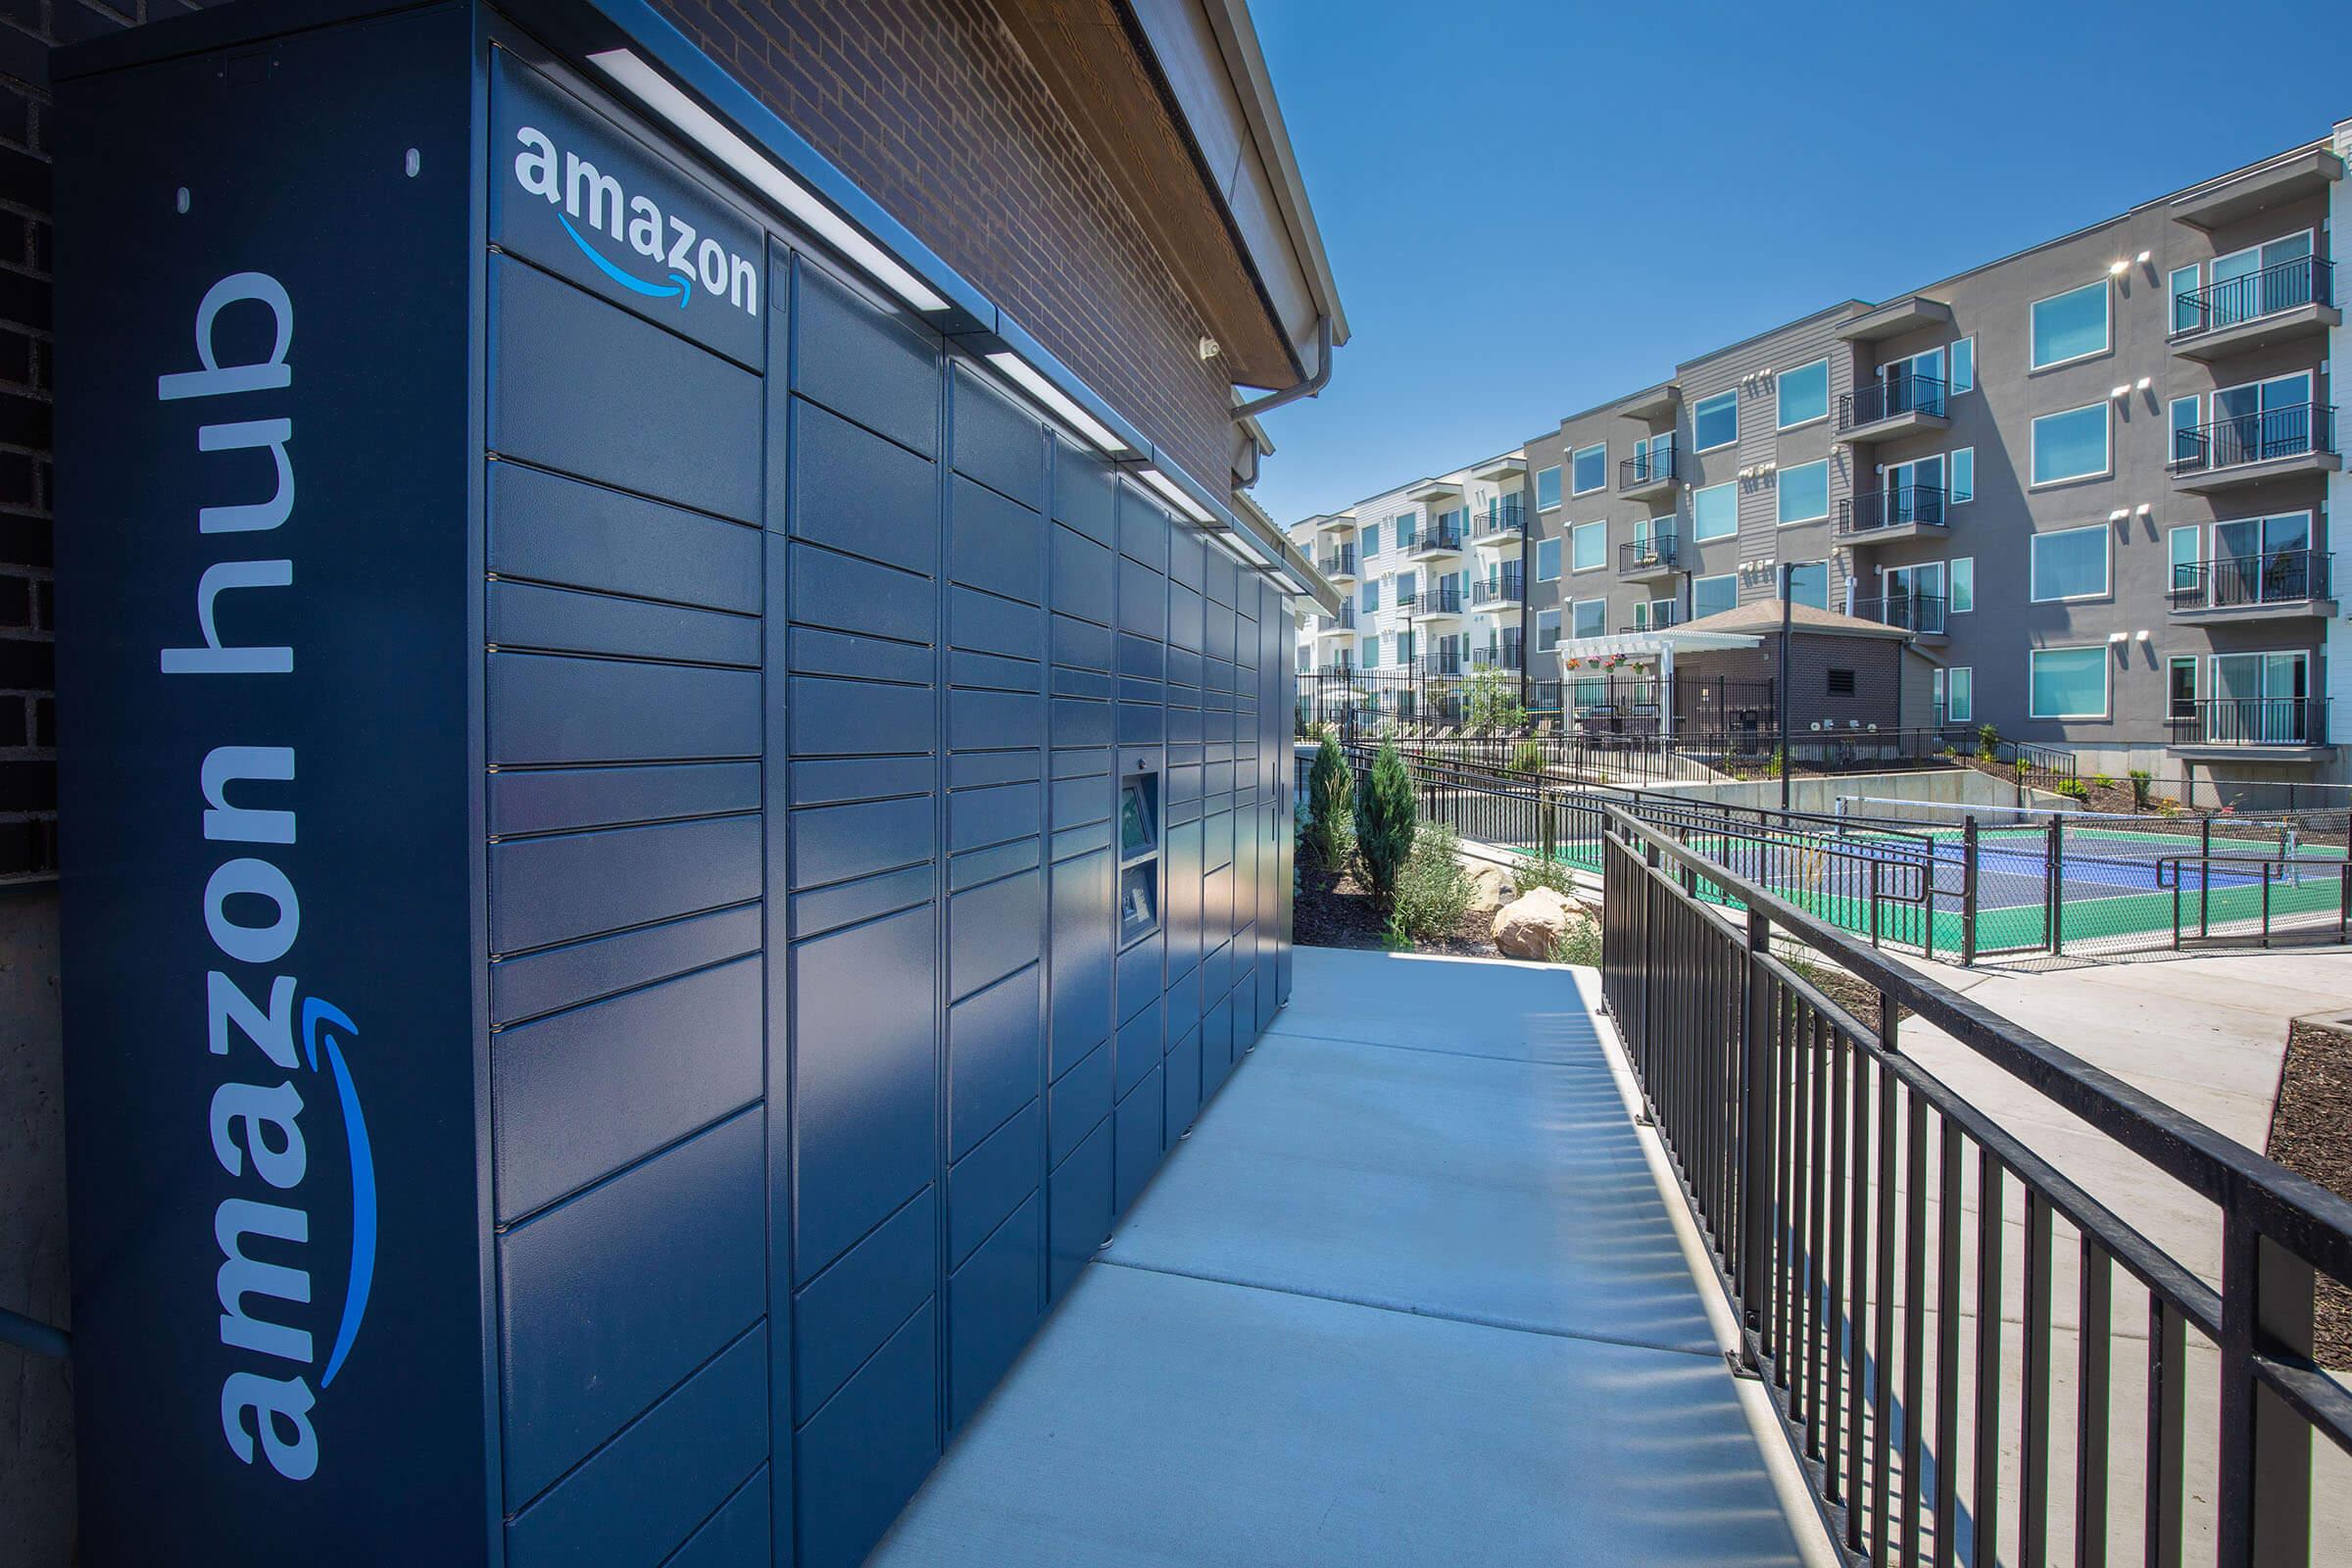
xmin=1564 ymin=658 xmax=1581 ymax=670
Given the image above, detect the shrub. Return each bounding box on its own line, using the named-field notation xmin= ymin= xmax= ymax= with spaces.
xmin=1511 ymin=855 xmax=1575 ymax=896
xmin=1385 ymin=824 xmax=1478 ymax=946
xmin=1507 ymin=739 xmax=1545 ymax=776
xmin=2054 ymin=778 xmax=2090 ymax=802
xmin=1353 ymin=741 xmax=1419 ymax=904
xmin=1304 ymin=735 xmax=1352 ymax=870
xmin=1464 ymin=666 xmax=1525 ymax=733
xmin=1977 ymin=722 xmax=2000 ymax=761
xmin=2128 ymin=767 xmax=2153 ymax=810
xmin=1769 ymin=747 xmax=1788 ymax=779
xmin=1545 ymin=913 xmax=1603 ymax=966
xmin=2089 ymin=772 xmax=2115 ymax=791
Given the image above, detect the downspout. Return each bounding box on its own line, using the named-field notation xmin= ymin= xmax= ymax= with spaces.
xmin=1234 ymin=315 xmax=1334 ymax=420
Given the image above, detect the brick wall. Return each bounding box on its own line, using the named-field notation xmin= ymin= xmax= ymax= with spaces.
xmin=652 ymin=0 xmax=1240 ymax=495
xmin=1681 ymin=633 xmax=1907 ymax=731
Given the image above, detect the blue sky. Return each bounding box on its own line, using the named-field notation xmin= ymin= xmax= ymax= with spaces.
xmin=1246 ymin=0 xmax=2345 ymax=524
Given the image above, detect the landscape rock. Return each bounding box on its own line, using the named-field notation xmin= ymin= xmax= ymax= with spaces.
xmin=1467 ymin=864 xmax=1515 ymax=916
xmin=1494 ymin=886 xmax=1575 ymax=960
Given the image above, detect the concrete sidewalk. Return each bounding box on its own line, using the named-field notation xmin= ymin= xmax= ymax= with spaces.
xmin=869 ymin=948 xmax=1832 ymax=1567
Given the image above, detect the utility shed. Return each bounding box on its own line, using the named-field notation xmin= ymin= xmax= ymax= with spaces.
xmin=46 ymin=2 xmax=1342 ymax=1563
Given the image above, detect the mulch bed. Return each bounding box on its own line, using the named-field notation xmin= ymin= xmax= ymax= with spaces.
xmin=2265 ymin=1018 xmax=2352 ymax=1368
xmin=1294 ymin=852 xmax=1497 ymax=957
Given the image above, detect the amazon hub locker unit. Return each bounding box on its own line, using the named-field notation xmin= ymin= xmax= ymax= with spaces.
xmin=52 ymin=5 xmax=1298 ymax=1562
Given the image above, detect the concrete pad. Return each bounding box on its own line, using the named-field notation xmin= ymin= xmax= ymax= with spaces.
xmin=1269 ymin=947 xmax=1607 ymax=1064
xmin=1109 ymin=1028 xmax=1718 ymax=1351
xmin=869 ymin=1262 xmax=1809 ymax=1568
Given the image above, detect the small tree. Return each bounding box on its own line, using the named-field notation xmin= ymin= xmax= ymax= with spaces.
xmin=1464 ymin=666 xmax=1525 ymax=733
xmin=1354 ymin=741 xmax=1419 ymax=905
xmin=1304 ymin=735 xmax=1352 ymax=870
xmin=1385 ymin=824 xmax=1478 ymax=947
xmin=2128 ymin=768 xmax=2154 ymax=811
xmin=1976 ymin=722 xmax=2000 ymax=762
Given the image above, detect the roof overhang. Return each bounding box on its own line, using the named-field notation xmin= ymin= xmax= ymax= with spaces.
xmin=1836 ymin=295 xmax=1954 ymax=343
xmin=1557 ymin=629 xmax=1764 ymax=662
xmin=2169 ymin=146 xmax=2343 ymax=231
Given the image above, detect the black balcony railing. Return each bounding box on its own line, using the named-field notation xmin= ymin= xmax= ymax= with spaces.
xmin=1853 ymin=590 xmax=1946 ymax=635
xmin=1470 ymin=638 xmax=1521 ymax=668
xmin=1469 ymin=575 xmax=1524 ymax=608
xmin=1618 ymin=530 xmax=1678 ymax=573
xmin=2170 ymin=403 xmax=2338 ymax=474
xmin=1406 ymin=522 xmax=1464 ymax=554
xmin=1837 ymin=485 xmax=1948 ymax=535
xmin=1318 ymin=604 xmax=1356 ymax=632
xmin=1619 ymin=606 xmax=1681 ymax=634
xmin=2169 ymin=695 xmax=2328 ymax=747
xmin=1620 ymin=440 xmax=1677 ymax=490
xmin=1397 ymin=583 xmax=1463 ymax=614
xmin=2172 ymin=255 xmax=2335 ymax=337
xmin=1471 ymin=498 xmax=1527 ymax=539
xmin=1838 ymin=371 xmax=1946 ymax=431
xmin=1318 ymin=545 xmax=1357 ymax=577
xmin=2168 ymin=549 xmax=2332 ymax=611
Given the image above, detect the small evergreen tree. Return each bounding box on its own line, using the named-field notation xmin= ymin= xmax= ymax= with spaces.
xmin=1354 ymin=741 xmax=1419 ymax=905
xmin=1305 ymin=735 xmax=1352 ymax=870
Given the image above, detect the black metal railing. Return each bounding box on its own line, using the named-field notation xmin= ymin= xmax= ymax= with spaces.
xmin=1470 ymin=575 xmax=1524 ymax=608
xmin=1319 ymin=605 xmax=1355 ymax=632
xmin=2170 ymin=550 xmax=2332 ymax=611
xmin=1406 ymin=521 xmax=1464 ymax=554
xmin=1470 ymin=637 xmax=1521 ymax=669
xmin=2173 ymin=255 xmax=2335 ymax=338
xmin=1598 ymin=806 xmax=2352 ymax=1567
xmin=1838 ymin=371 xmax=1946 ymax=431
xmin=1472 ymin=498 xmax=1527 ymax=539
xmin=1619 ymin=530 xmax=1678 ymax=574
xmin=1853 ymin=591 xmax=1947 ymax=635
xmin=1397 ymin=583 xmax=1463 ymax=614
xmin=1318 ymin=545 xmax=1357 ymax=577
xmin=1621 ymin=439 xmax=1677 ymax=490
xmin=2170 ymin=695 xmax=2328 ymax=748
xmin=2171 ymin=404 xmax=2338 ymax=474
xmin=1838 ymin=485 xmax=1948 ymax=536
xmin=1621 ymin=607 xmax=1681 ymax=634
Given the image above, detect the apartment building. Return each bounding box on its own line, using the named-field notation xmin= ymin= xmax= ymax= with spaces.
xmin=1290 ymin=451 xmax=1533 ymax=695
xmin=1522 ymin=125 xmax=2350 ymax=781
xmin=1295 ymin=122 xmax=2350 ymax=782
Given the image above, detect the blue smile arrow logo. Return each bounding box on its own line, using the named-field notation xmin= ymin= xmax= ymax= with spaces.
xmin=558 ymin=212 xmax=694 ymax=310
xmin=301 ymin=996 xmax=374 ymax=1389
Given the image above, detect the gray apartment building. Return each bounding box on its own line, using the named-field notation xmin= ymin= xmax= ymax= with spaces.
xmin=1300 ymin=121 xmax=2352 ymax=786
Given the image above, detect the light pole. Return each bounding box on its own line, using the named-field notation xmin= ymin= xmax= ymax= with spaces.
xmin=1778 ymin=562 xmax=1794 ymax=810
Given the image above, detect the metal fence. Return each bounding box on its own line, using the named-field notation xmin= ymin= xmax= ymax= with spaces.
xmin=1598 ymin=806 xmax=2352 ymax=1565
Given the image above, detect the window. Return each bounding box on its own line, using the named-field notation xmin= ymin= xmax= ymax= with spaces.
xmin=2202 ymin=230 xmax=2318 ymax=329
xmin=2030 ymin=647 xmax=2108 ymax=718
xmin=1777 ymin=460 xmax=1830 ymax=525
xmin=1826 ymin=667 xmax=1856 ymax=695
xmin=1395 ymin=629 xmax=1414 ymax=664
xmin=2169 ymin=264 xmax=2202 ymax=334
xmin=1116 ymin=772 xmax=1159 ymax=947
xmin=2170 ymin=395 xmax=2201 ymax=466
xmin=1572 ymin=443 xmax=1606 ymax=495
xmin=1394 ymin=511 xmax=1418 ymax=550
xmin=1783 ymin=560 xmax=1830 ymax=609
xmin=2167 ymin=656 xmax=2197 ymax=720
xmin=1395 ymin=569 xmax=1417 ymax=607
xmin=2030 ymin=279 xmax=2110 ymax=368
xmin=1571 ymin=519 xmax=1606 ymax=571
xmin=1693 ymin=481 xmax=1738 ymax=541
xmin=1536 ymin=537 xmax=1562 ymax=580
xmin=1777 ymin=359 xmax=1830 ymax=428
xmin=1361 ymin=580 xmax=1380 ymax=612
xmin=1948 ymin=557 xmax=1975 ymax=613
xmin=1950 ymin=447 xmax=1975 ymax=503
xmin=1692 ymin=572 xmax=1737 ymax=619
xmin=2031 ymin=403 xmax=2110 ymax=486
xmin=2168 ymin=525 xmax=2201 ymax=596
xmin=1361 ymin=636 xmax=1378 ymax=668
xmin=2030 ymin=524 xmax=2110 ymax=601
xmin=1946 ymin=667 xmax=1974 ymax=723
xmin=1536 ymin=465 xmax=1562 ymax=511
xmin=1536 ymin=608 xmax=1561 ymax=652
xmin=1694 ymin=390 xmax=1739 ymax=451
xmin=1572 ymin=600 xmax=1605 ymax=638
xmin=1362 ymin=520 xmax=1380 ymax=558
xmin=1949 ymin=337 xmax=1975 ymax=394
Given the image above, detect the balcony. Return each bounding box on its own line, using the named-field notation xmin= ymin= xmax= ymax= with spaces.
xmin=2168 ymin=404 xmax=2341 ymax=493
xmin=1404 ymin=521 xmax=1464 ymax=559
xmin=2168 ymin=550 xmax=2334 ymax=621
xmin=1617 ymin=530 xmax=1678 ymax=583
xmin=1470 ymin=498 xmax=1526 ymax=547
xmin=1468 ymin=576 xmax=1523 ymax=612
xmin=1836 ymin=371 xmax=1948 ymax=444
xmin=1617 ymin=440 xmax=1676 ymax=500
xmin=1853 ymin=589 xmax=1946 ymax=637
xmin=2169 ymin=257 xmax=2338 ymax=363
xmin=2168 ymin=695 xmax=2330 ymax=756
xmin=1619 ymin=606 xmax=1680 ymax=634
xmin=1396 ymin=583 xmax=1463 ymax=619
xmin=1314 ymin=604 xmax=1356 ymax=635
xmin=1317 ymin=544 xmax=1357 ymax=580
xmin=1312 ymin=512 xmax=1357 ymax=534
xmin=1836 ymin=484 xmax=1949 ymax=543
xmin=1470 ymin=637 xmax=1521 ymax=668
